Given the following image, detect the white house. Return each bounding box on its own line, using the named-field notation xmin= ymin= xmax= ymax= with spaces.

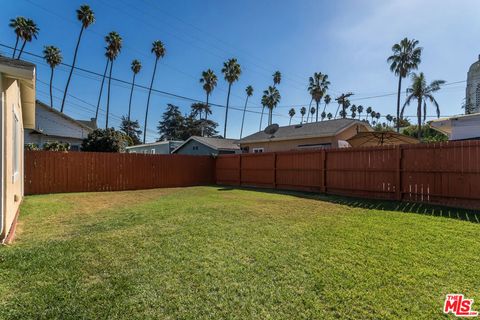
xmin=429 ymin=113 xmax=480 ymax=141
xmin=0 ymin=57 xmax=36 ymax=243
xmin=25 ymin=100 xmax=96 ymax=151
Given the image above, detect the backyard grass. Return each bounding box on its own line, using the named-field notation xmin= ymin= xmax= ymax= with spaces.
xmin=0 ymin=186 xmax=479 ymax=319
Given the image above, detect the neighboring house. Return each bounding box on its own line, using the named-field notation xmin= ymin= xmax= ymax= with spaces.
xmin=126 ymin=140 xmax=183 ymax=154
xmin=240 ymin=119 xmax=372 ymax=153
xmin=172 ymin=136 xmax=240 ymax=155
xmin=429 ymin=113 xmax=480 ymax=141
xmin=25 ymin=100 xmax=96 ymax=151
xmin=0 ymin=57 xmax=36 ymax=243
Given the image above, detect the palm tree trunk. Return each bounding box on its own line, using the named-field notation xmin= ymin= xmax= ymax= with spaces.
xmin=268 ymin=108 xmax=272 ymax=126
xmin=61 ymin=26 xmax=85 ymax=113
xmin=105 ymin=59 xmax=114 ymax=129
xmin=289 ymin=116 xmax=292 ymax=125
xmin=224 ymin=83 xmax=232 ymax=138
xmin=128 ymin=73 xmax=136 ymax=122
xmin=322 ymin=103 xmax=328 ymax=120
xmin=49 ymin=67 xmax=54 ymax=108
xmin=417 ymin=98 xmax=422 ymax=140
xmin=396 ymin=75 xmax=402 ymax=133
xmin=301 ymin=114 xmax=304 ymax=123
xmin=306 ymin=99 xmax=313 ymax=122
xmin=12 ymin=35 xmax=19 ymax=58
xmin=315 ymin=101 xmax=319 ymax=122
xmin=95 ymin=59 xmax=109 ymax=120
xmin=259 ymin=106 xmax=265 ymax=131
xmin=205 ymin=94 xmax=209 ymax=120
xmin=17 ymin=40 xmax=27 ymax=60
xmin=144 ymin=57 xmax=159 ymax=143
xmin=240 ymin=95 xmax=249 ymax=139
xmin=335 ymin=104 xmax=340 ymax=118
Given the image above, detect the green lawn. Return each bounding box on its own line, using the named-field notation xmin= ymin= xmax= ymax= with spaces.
xmin=1 ymin=186 xmax=479 ymax=319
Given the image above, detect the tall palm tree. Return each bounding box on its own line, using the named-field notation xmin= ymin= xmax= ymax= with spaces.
xmin=327 ymin=112 xmax=333 ymax=120
xmin=259 ymin=94 xmax=268 ymax=131
xmin=264 ymin=86 xmax=281 ymax=126
xmin=221 ymin=58 xmax=241 ymax=138
xmin=200 ymin=69 xmax=217 ymax=120
xmin=308 ymin=72 xmax=330 ymax=122
xmin=240 ymin=85 xmax=254 ymax=139
xmin=401 ymin=73 xmax=444 ymax=140
xmin=43 ymin=45 xmax=62 ymax=109
xmin=144 ymin=40 xmax=166 ymax=143
xmin=61 ymin=5 xmax=95 ymax=113
xmin=322 ymin=94 xmax=331 ymax=120
xmin=128 ymin=59 xmax=142 ymax=122
xmin=370 ymin=111 xmax=377 ymax=125
xmin=16 ymin=18 xmax=39 ymax=60
xmin=288 ymin=108 xmax=296 ymax=125
xmin=366 ymin=106 xmax=372 ymax=122
xmin=357 ymin=105 xmax=364 ymax=120
xmin=350 ymin=104 xmax=357 ymax=119
xmin=95 ymin=53 xmax=109 ymax=121
xmin=300 ymin=107 xmax=306 ymax=123
xmin=190 ymin=102 xmax=204 ymax=119
xmin=387 ymin=38 xmax=422 ymax=132
xmin=321 ymin=111 xmax=326 ymax=121
xmin=9 ymin=17 xmax=26 ymax=58
xmin=386 ymin=114 xmax=393 ymax=126
xmin=273 ymin=70 xmax=281 ymax=86
xmin=105 ymin=31 xmax=122 ymax=129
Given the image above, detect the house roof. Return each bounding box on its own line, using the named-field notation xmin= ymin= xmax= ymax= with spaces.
xmin=126 ymin=140 xmax=183 ymax=150
xmin=172 ymin=136 xmax=240 ymax=153
xmin=429 ymin=112 xmax=480 ymax=136
xmin=0 ymin=56 xmax=36 ymax=129
xmin=240 ymin=119 xmax=372 ymax=143
xmin=35 ymin=100 xmax=97 ymax=132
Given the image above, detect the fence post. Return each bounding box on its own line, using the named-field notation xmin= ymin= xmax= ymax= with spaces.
xmin=396 ymin=146 xmax=403 ymax=201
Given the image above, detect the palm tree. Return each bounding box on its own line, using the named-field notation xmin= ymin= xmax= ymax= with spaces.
xmin=357 ymin=105 xmax=364 ymax=120
xmin=375 ymin=112 xmax=381 ymax=123
xmin=264 ymin=86 xmax=281 ymax=126
xmin=273 ymin=71 xmax=281 ymax=86
xmin=388 ymin=38 xmax=422 ymax=132
xmin=370 ymin=111 xmax=377 ymax=125
xmin=240 ymin=85 xmax=254 ymax=139
xmin=288 ymin=108 xmax=295 ymax=125
xmin=386 ymin=114 xmax=393 ymax=126
xmin=335 ymin=93 xmax=353 ymax=118
xmin=95 ymin=52 xmax=110 ymax=121
xmin=105 ymin=31 xmax=122 ymax=129
xmin=366 ymin=106 xmax=372 ymax=122
xmin=200 ymin=69 xmax=217 ymax=120
xmin=128 ymin=59 xmax=142 ymax=122
xmin=259 ymin=94 xmax=268 ymax=131
xmin=43 ymin=45 xmax=62 ymax=109
xmin=16 ymin=19 xmax=39 ymax=60
xmin=350 ymin=104 xmax=357 ymax=119
xmin=323 ymin=94 xmax=331 ymax=120
xmin=321 ymin=111 xmax=326 ymax=121
xmin=310 ymin=107 xmax=315 ymax=122
xmin=61 ymin=5 xmax=95 ymax=113
xmin=9 ymin=17 xmax=26 ymax=58
xmin=221 ymin=58 xmax=241 ymax=138
xmin=401 ymin=72 xmax=444 ymax=140
xmin=308 ymin=72 xmax=330 ymax=122
xmin=300 ymin=107 xmax=306 ymax=123
xmin=190 ymin=102 xmax=204 ymax=119
xmin=144 ymin=40 xmax=166 ymax=143
xmin=327 ymin=112 xmax=333 ymax=120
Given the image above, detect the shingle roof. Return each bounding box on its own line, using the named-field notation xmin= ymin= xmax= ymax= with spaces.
xmin=173 ymin=136 xmax=240 ymax=153
xmin=0 ymin=56 xmax=35 ymax=71
xmin=36 ymin=100 xmax=96 ymax=131
xmin=241 ymin=119 xmax=371 ymax=143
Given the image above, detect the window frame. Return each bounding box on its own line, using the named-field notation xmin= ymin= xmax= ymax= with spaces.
xmin=252 ymin=147 xmax=264 ymax=153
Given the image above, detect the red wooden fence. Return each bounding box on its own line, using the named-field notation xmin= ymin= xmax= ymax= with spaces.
xmin=216 ymin=141 xmax=480 ymax=210
xmin=24 ymin=151 xmax=215 ymax=195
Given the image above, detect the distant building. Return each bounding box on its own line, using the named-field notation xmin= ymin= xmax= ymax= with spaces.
xmin=240 ymin=119 xmax=372 ymax=153
xmin=465 ymin=55 xmax=480 ymax=114
xmin=126 ymin=140 xmax=183 ymax=154
xmin=25 ymin=101 xmax=96 ymax=151
xmin=429 ymin=113 xmax=480 ymax=140
xmin=172 ymin=136 xmax=240 ymax=155
xmin=0 ymin=56 xmax=36 ymax=243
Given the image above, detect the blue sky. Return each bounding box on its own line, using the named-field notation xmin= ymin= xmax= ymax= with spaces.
xmin=2 ymin=0 xmax=480 ymax=141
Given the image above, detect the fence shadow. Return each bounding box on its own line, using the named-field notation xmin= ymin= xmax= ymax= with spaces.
xmin=216 ymin=185 xmax=480 ymax=224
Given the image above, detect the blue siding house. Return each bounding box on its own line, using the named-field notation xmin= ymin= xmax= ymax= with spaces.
xmin=172 ymin=136 xmax=240 ymax=156
xmin=126 ymin=140 xmax=183 ymax=154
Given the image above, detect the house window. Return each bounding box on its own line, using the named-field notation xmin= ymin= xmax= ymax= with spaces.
xmin=252 ymin=148 xmax=264 ymax=153
xmin=193 ymin=146 xmax=199 ymax=151
xmin=151 ymin=149 xmax=155 ymax=154
xmin=12 ymin=107 xmax=19 ymax=182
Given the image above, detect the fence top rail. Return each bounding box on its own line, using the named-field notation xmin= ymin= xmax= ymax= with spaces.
xmin=25 ymin=150 xmax=213 ymax=159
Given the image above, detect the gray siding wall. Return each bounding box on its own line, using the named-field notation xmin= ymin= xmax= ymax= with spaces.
xmin=175 ymin=140 xmax=218 ymax=155
xmin=126 ymin=141 xmax=182 ymax=154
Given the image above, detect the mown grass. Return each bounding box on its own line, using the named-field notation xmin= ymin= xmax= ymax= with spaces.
xmin=0 ymin=186 xmax=479 ymax=319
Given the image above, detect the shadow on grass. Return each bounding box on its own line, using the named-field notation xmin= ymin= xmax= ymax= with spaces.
xmin=215 ymin=185 xmax=480 ymax=224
